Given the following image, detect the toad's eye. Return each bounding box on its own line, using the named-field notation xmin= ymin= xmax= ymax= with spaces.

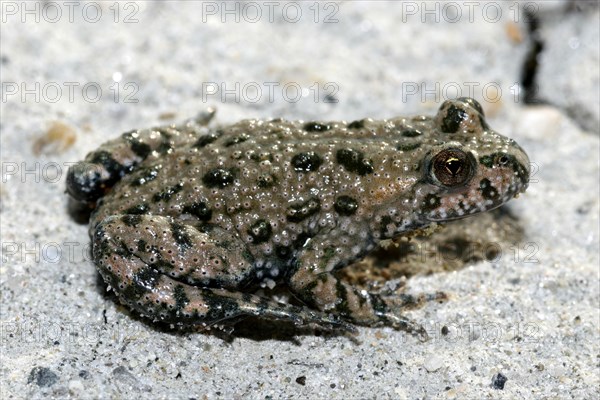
xmin=431 ymin=149 xmax=473 ymax=187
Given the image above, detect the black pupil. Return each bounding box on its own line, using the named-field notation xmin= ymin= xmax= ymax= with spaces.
xmin=445 ymin=158 xmax=463 ymax=175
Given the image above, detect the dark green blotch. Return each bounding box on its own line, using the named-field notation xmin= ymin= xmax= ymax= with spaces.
xmin=194 ymin=132 xmax=221 ymax=148
xmin=202 ymin=168 xmax=235 ymax=188
xmin=121 ymin=284 xmax=143 ymax=303
xmin=120 ymin=266 xmax=160 ymax=301
xmin=155 ymin=128 xmax=173 ymax=154
xmin=224 ymin=134 xmax=250 ymax=147
xmin=257 ymin=173 xmax=278 ymax=188
xmin=250 ymin=152 xmax=273 ymax=162
xmin=122 ymin=214 xmax=142 ymax=227
xmin=319 ymin=246 xmax=336 ymax=269
xmin=422 ymin=194 xmax=441 ymax=212
xmin=347 ymin=119 xmax=365 ymax=129
xmin=275 ymin=245 xmax=292 ymax=260
xmin=170 ymin=222 xmax=193 ymax=251
xmin=441 ymin=105 xmax=468 ymax=133
xmin=121 ymin=130 xmax=151 ymax=159
xmin=303 ymin=122 xmax=330 ymax=132
xmin=173 ymin=285 xmax=190 ymax=311
xmin=137 ymin=239 xmax=147 ymax=253
xmin=369 ymin=293 xmax=390 ymax=322
xmin=124 ymin=203 xmax=149 ymax=215
xmin=291 ymin=152 xmax=322 ymax=172
xmin=134 ymin=266 xmax=160 ymax=291
xmin=90 ymin=150 xmax=133 ymax=180
xmin=247 ymin=219 xmax=272 ymax=244
xmin=149 ymin=258 xmax=175 ymax=272
xmin=334 ymin=195 xmax=358 ymax=216
xmin=242 ymin=249 xmax=254 ymax=263
xmin=334 ymin=280 xmax=352 ymax=316
xmin=480 ymin=153 xmax=526 ymax=182
xmin=93 ymin=226 xmax=111 ymax=258
xmin=152 ymin=183 xmax=184 ymax=202
xmin=396 ymin=142 xmax=421 ymax=152
xmin=297 ymin=278 xmax=320 ymax=302
xmin=379 ymin=215 xmax=394 ymax=237
xmin=286 ymin=197 xmax=321 ymax=223
xmin=183 ymin=202 xmax=212 ymax=221
xmin=479 ymin=155 xmax=494 ymax=168
xmin=121 ymin=129 xmax=136 ymax=138
xmin=478 ymin=178 xmax=499 ymax=200
xmin=401 ymin=129 xmax=422 ymax=137
xmin=336 ymin=148 xmax=374 ymax=175
xmin=117 ymin=240 xmax=133 ymax=257
xmin=129 ymin=140 xmax=152 ymax=159
xmin=204 ymin=292 xmax=240 ymax=321
xmin=131 ymin=167 xmax=159 ymax=187
xmin=195 ymin=223 xmax=214 ymax=234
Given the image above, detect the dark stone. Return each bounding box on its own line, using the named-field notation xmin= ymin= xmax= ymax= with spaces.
xmin=491 ymin=373 xmax=508 ymax=390
xmin=28 ymin=367 xmax=59 ymax=387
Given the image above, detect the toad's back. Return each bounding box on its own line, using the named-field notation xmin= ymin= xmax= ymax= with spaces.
xmin=90 ymin=114 xmax=440 ymax=256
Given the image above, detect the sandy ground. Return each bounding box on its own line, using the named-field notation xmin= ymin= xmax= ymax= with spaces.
xmin=1 ymin=1 xmax=598 ymax=399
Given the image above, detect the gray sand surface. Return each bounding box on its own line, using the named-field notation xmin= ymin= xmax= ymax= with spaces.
xmin=1 ymin=1 xmax=598 ymax=399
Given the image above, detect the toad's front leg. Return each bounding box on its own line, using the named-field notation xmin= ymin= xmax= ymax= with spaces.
xmin=286 ymin=239 xmax=446 ymax=338
xmin=93 ymin=214 xmax=353 ymax=330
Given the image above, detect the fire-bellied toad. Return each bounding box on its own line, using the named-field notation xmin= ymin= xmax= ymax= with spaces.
xmin=67 ymin=98 xmax=530 ymax=335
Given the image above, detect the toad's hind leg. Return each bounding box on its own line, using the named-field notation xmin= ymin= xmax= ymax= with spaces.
xmin=287 ymin=241 xmax=446 ymax=338
xmin=93 ymin=215 xmax=352 ymax=330
xmin=66 ymin=108 xmax=217 ymax=203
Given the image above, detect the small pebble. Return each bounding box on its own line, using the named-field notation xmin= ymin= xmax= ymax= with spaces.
xmin=424 ymin=355 xmax=443 ymax=372
xmin=27 ymin=367 xmax=59 ymax=387
xmin=295 ymin=376 xmax=306 ymax=385
xmin=491 ymin=372 xmax=508 ymax=390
